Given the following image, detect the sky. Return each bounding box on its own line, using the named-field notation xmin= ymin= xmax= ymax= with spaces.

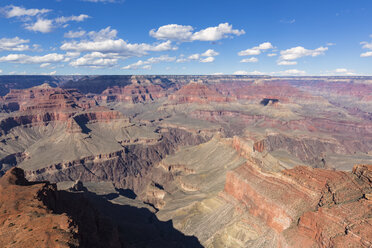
xmin=0 ymin=0 xmax=371 ymax=76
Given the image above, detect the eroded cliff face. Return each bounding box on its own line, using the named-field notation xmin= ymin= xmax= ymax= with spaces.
xmin=0 ymin=167 xmax=121 ymax=248
xmin=96 ymin=79 xmax=167 ymax=104
xmin=24 ymin=128 xmax=208 ymax=195
xmin=168 ymin=81 xmax=232 ymax=104
xmin=223 ymin=163 xmax=372 ymax=247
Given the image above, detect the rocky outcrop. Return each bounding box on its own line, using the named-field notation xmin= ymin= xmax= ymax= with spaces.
xmin=96 ymin=82 xmax=166 ymax=104
xmin=1 ymin=83 xmax=96 ymax=112
xmin=168 ymin=81 xmax=232 ymax=104
xmin=25 ymin=128 xmax=207 ymax=194
xmin=224 ymin=163 xmax=372 ymax=247
xmin=0 ymin=167 xmax=121 ymax=248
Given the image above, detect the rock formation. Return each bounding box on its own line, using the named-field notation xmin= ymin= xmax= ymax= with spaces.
xmin=0 ymin=167 xmax=121 ymax=248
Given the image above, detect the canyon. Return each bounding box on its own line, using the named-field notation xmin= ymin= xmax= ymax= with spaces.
xmin=0 ymin=75 xmax=371 ymax=247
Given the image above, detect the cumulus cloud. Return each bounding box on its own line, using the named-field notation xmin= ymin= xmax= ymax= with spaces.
xmin=192 ymin=23 xmax=245 ymax=41
xmin=279 ymin=46 xmax=328 ymax=61
xmin=240 ymin=57 xmax=258 ymax=63
xmin=177 ymin=49 xmax=219 ymax=63
xmin=277 ymin=60 xmax=297 ymax=66
xmin=25 ymin=18 xmax=53 ymax=33
xmin=0 ymin=69 xmax=2 ymax=74
xmin=188 ymin=54 xmax=200 ymax=60
xmin=333 ymin=68 xmax=355 ymax=75
xmin=122 ymin=55 xmax=176 ymax=70
xmin=55 ymin=14 xmax=90 ymax=24
xmin=149 ymin=24 xmax=194 ymax=41
xmin=40 ymin=63 xmax=51 ymax=68
xmin=361 ymin=41 xmax=372 ymax=50
xmin=0 ymin=53 xmax=65 ymax=64
xmin=2 ymin=5 xmax=51 ymax=18
xmin=150 ymin=23 xmax=244 ymax=42
xmin=201 ymin=49 xmax=219 ymax=57
xmin=233 ymin=70 xmax=265 ymax=75
xmin=360 ymin=51 xmax=372 ymax=57
xmin=267 ymin=53 xmax=277 ymax=57
xmin=200 ymin=57 xmax=215 ymax=63
xmin=3 ymin=5 xmax=89 ymax=33
xmin=41 ymin=71 xmax=57 ymax=75
xmin=88 ymin=26 xmax=118 ymax=40
xmin=360 ymin=40 xmax=372 ymax=57
xmin=64 ymin=30 xmax=86 ymax=38
xmin=70 ymin=52 xmax=118 ymax=68
xmin=61 ymin=27 xmax=176 ymax=56
xmin=0 ymin=37 xmax=30 ymax=51
xmin=276 ymin=69 xmax=306 ymax=75
xmin=238 ymin=42 xmax=274 ymax=56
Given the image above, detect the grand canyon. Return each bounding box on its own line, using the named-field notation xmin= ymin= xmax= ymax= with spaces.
xmin=0 ymin=75 xmax=371 ymax=247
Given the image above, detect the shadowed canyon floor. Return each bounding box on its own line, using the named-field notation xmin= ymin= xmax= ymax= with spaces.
xmin=0 ymin=75 xmax=371 ymax=247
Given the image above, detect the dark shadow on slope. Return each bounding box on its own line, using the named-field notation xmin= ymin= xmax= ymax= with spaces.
xmin=116 ymin=188 xmax=137 ymax=199
xmin=55 ymin=190 xmax=203 ymax=248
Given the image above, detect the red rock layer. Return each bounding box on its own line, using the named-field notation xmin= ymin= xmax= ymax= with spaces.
xmin=96 ymin=83 xmax=166 ymax=103
xmin=224 ymin=163 xmax=372 ymax=247
xmin=211 ymin=81 xmax=315 ymax=103
xmin=168 ymin=82 xmax=233 ymax=104
xmin=0 ymin=167 xmax=76 ymax=248
xmin=2 ymin=83 xmax=96 ymax=112
xmin=295 ymin=80 xmax=372 ymax=101
xmin=253 ymin=140 xmax=265 ymax=153
xmin=0 ymin=167 xmax=121 ymax=248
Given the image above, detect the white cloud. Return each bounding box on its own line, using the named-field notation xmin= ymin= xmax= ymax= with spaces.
xmin=233 ymin=70 xmax=265 ymax=75
xmin=192 ymin=23 xmax=245 ymax=41
xmin=70 ymin=52 xmax=118 ymax=68
xmin=177 ymin=49 xmax=219 ymax=63
xmin=333 ymin=68 xmax=355 ymax=75
xmin=200 ymin=57 xmax=215 ymax=63
xmin=150 ymin=23 xmax=244 ymax=42
xmin=0 ymin=37 xmax=30 ymax=51
xmin=0 ymin=53 xmax=65 ymax=64
xmin=277 ymin=69 xmax=306 ymax=75
xmin=142 ymin=65 xmax=151 ymax=70
xmin=240 ymin=57 xmax=258 ymax=63
xmin=361 ymin=41 xmax=372 ymax=50
xmin=0 ymin=69 xmax=2 ymax=74
xmin=55 ymin=14 xmax=90 ymax=24
xmin=279 ymin=46 xmax=328 ymax=61
xmin=122 ymin=55 xmax=176 ymax=70
xmin=213 ymin=72 xmax=224 ymax=75
xmin=267 ymin=53 xmax=277 ymax=57
xmin=277 ymin=60 xmax=298 ymax=65
xmin=61 ymin=27 xmax=176 ymax=56
xmin=25 ymin=18 xmax=53 ymax=33
xmin=360 ymin=40 xmax=372 ymax=57
xmin=150 ymin=24 xmax=194 ymax=41
xmin=64 ymin=30 xmax=86 ymax=38
xmin=41 ymin=71 xmax=57 ymax=75
xmin=238 ymin=42 xmax=274 ymax=56
xmin=188 ymin=54 xmax=200 ymax=60
xmin=233 ymin=70 xmax=249 ymax=75
xmin=201 ymin=49 xmax=219 ymax=57
xmin=40 ymin=63 xmax=51 ymax=68
xmin=88 ymin=26 xmax=118 ymax=40
xmin=3 ymin=5 xmax=51 ymax=18
xmin=361 ymin=51 xmax=372 ymax=57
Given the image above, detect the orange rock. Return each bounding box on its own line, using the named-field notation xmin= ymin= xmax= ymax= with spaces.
xmin=168 ymin=81 xmax=233 ymax=104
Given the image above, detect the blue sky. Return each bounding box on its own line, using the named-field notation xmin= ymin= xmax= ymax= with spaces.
xmin=0 ymin=0 xmax=371 ymax=75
